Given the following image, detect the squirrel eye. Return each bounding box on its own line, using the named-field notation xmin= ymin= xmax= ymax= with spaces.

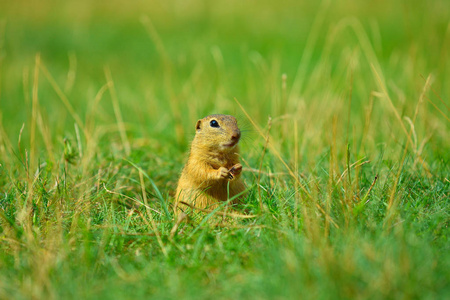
xmin=210 ymin=120 xmax=220 ymax=128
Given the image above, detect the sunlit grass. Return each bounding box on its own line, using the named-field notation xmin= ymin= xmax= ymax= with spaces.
xmin=0 ymin=0 xmax=449 ymax=299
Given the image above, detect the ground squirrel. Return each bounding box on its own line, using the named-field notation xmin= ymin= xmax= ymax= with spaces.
xmin=175 ymin=114 xmax=246 ymax=212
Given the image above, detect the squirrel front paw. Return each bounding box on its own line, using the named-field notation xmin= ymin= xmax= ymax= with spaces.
xmin=229 ymin=163 xmax=242 ymax=178
xmin=217 ymin=167 xmax=230 ymax=179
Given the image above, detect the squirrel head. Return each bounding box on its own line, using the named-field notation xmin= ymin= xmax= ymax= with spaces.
xmin=193 ymin=114 xmax=241 ymax=151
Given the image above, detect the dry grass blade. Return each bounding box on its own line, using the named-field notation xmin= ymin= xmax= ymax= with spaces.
xmin=424 ymin=95 xmax=450 ymax=122
xmin=169 ymin=212 xmax=187 ymax=240
xmin=103 ymin=184 xmax=162 ymax=215
xmin=104 ymin=67 xmax=131 ymax=156
xmin=234 ymin=97 xmax=309 ymax=196
xmin=139 ymin=170 xmax=168 ymax=257
xmin=178 ymin=201 xmax=257 ymax=219
xmin=140 ymin=15 xmax=184 ymax=144
xmin=362 ymin=175 xmax=378 ymax=204
xmin=371 ymin=65 xmax=431 ymax=177
xmin=289 ymin=0 xmax=330 ymax=98
xmin=420 ymin=74 xmax=449 ymax=111
xmin=336 ymin=159 xmax=370 ymax=184
xmin=244 ymin=167 xmax=288 ymax=177
xmin=234 ymin=97 xmax=339 ymax=229
xmin=30 ymin=54 xmax=40 ymax=172
xmin=39 ymin=61 xmax=87 ymax=137
xmin=257 ymin=117 xmax=272 ymax=211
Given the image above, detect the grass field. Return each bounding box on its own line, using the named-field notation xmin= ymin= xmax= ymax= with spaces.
xmin=0 ymin=0 xmax=449 ymax=299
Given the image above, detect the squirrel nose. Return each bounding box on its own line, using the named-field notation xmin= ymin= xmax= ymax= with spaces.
xmin=231 ymin=130 xmax=241 ymax=141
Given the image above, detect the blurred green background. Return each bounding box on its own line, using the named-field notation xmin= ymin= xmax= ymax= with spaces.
xmin=1 ymin=0 xmax=448 ymax=146
xmin=0 ymin=0 xmax=449 ymax=299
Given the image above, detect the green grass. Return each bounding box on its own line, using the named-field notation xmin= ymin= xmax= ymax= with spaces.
xmin=0 ymin=0 xmax=449 ymax=299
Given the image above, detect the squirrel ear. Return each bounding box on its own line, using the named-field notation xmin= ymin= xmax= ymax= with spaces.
xmin=195 ymin=120 xmax=201 ymax=130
